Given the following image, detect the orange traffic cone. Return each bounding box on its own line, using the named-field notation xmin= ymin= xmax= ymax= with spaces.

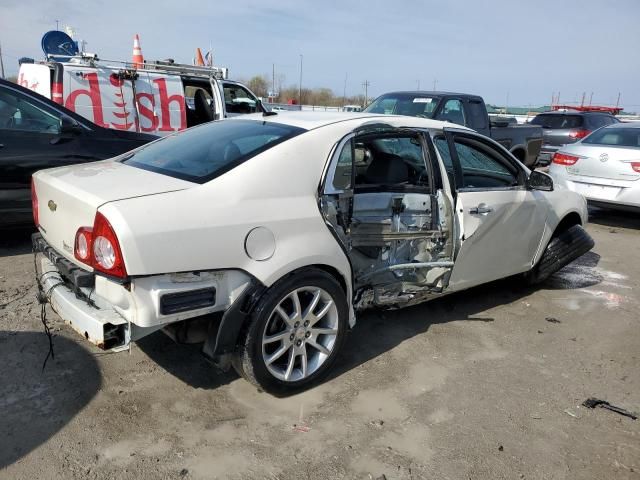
xmin=132 ymin=34 xmax=144 ymax=68
xmin=194 ymin=48 xmax=205 ymax=66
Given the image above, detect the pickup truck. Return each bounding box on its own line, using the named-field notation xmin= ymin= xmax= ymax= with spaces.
xmin=364 ymin=91 xmax=543 ymax=167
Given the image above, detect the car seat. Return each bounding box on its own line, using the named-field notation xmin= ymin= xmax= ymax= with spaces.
xmin=364 ymin=153 xmax=409 ymax=184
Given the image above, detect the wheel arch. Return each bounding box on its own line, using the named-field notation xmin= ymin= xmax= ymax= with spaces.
xmin=203 ymin=263 xmax=352 ymax=364
xmin=553 ymin=211 xmax=583 ymax=236
xmin=510 ymin=145 xmax=526 ymax=163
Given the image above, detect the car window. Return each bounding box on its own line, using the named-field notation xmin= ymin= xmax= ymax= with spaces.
xmin=435 ymin=99 xmax=466 ymax=126
xmin=530 ymin=114 xmax=583 ymax=129
xmin=433 ymin=136 xmax=456 ymax=189
xmin=332 ymin=139 xmax=353 ymax=190
xmin=364 ymin=94 xmax=438 ymax=117
xmin=0 ymin=88 xmax=60 ymax=133
xmin=352 ymin=134 xmax=429 ymax=190
xmin=466 ymin=100 xmax=487 ymax=130
xmin=453 ymin=138 xmax=519 ymax=189
xmin=223 ymin=83 xmax=259 ymax=114
xmin=123 ymin=119 xmax=305 ymax=183
xmin=582 ymin=127 xmax=640 ymax=147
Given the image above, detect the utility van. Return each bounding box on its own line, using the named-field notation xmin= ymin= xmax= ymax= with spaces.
xmin=18 ymin=57 xmax=264 ymax=136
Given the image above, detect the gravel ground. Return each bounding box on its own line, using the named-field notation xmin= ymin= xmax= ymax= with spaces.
xmin=1 ymin=207 xmax=638 ymax=480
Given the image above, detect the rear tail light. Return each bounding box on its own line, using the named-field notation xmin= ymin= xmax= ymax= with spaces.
xmin=31 ymin=178 xmax=39 ymax=226
xmin=569 ymin=129 xmax=591 ymax=140
xmin=552 ymin=152 xmax=580 ymax=166
xmin=631 ymin=162 xmax=640 ymax=173
xmin=74 ymin=212 xmax=128 ymax=278
xmin=74 ymin=227 xmax=93 ymax=262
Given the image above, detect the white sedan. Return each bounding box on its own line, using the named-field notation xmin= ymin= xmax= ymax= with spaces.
xmin=549 ymin=122 xmax=640 ymax=212
xmin=32 ymin=112 xmax=593 ymax=393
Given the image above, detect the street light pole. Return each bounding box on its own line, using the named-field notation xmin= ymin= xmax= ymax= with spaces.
xmin=298 ymin=54 xmax=303 ymax=106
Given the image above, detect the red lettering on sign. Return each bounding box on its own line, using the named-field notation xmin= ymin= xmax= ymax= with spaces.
xmin=136 ymin=93 xmax=158 ymax=132
xmin=18 ymin=73 xmax=28 ymax=87
xmin=64 ymin=73 xmax=107 ymax=127
xmin=153 ymin=78 xmax=186 ymax=132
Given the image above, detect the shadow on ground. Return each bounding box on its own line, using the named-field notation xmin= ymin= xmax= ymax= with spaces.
xmin=0 ymin=330 xmax=101 ymax=469
xmin=136 ymin=252 xmax=601 ymax=393
xmin=137 ymin=332 xmax=239 ymax=389
xmin=588 ymin=206 xmax=640 ymax=230
xmin=0 ymin=228 xmax=34 ymax=258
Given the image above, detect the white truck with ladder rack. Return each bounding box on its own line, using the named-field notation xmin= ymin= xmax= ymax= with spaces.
xmin=17 ymin=54 xmax=265 ymax=136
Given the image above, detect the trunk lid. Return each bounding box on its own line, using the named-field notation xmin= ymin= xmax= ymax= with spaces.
xmin=560 ymin=144 xmax=640 ymax=182
xmin=33 ymin=159 xmax=194 ymax=266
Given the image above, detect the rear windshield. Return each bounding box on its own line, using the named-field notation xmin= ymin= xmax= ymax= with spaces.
xmin=530 ymin=114 xmax=583 ymax=129
xmin=123 ymin=120 xmax=305 ymax=183
xmin=582 ymin=127 xmax=640 ymax=147
xmin=364 ymin=93 xmax=439 ymax=117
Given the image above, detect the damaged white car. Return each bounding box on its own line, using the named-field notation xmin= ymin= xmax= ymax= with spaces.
xmin=32 ymin=112 xmax=594 ymax=393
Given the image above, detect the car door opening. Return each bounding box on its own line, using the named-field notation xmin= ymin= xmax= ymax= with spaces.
xmin=322 ymin=130 xmax=455 ymax=310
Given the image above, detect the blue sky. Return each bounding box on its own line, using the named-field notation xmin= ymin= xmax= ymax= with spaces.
xmin=1 ymin=0 xmax=639 ymax=110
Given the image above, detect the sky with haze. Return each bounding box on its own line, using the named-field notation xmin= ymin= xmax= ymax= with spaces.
xmin=1 ymin=0 xmax=639 ymax=111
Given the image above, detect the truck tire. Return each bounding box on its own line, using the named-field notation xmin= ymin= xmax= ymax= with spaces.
xmin=524 ymin=224 xmax=594 ymax=285
xmin=232 ymin=268 xmax=348 ymax=395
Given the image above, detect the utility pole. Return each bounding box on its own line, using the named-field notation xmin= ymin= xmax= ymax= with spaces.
xmin=433 ymin=78 xmax=437 ymax=91
xmin=272 ymin=63 xmax=275 ymax=104
xmin=298 ymin=54 xmax=303 ymax=106
xmin=55 ymin=19 xmax=59 ymax=30
xmin=362 ymin=80 xmax=370 ymax=106
xmin=416 ymin=79 xmax=420 ymax=90
xmin=615 ymin=92 xmax=621 ymax=109
xmin=589 ymin=92 xmax=593 ymax=106
xmin=0 ymin=42 xmax=5 ymax=79
xmin=343 ymin=73 xmax=347 ymax=107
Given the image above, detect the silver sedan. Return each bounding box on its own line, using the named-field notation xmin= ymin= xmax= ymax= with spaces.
xmin=549 ymin=122 xmax=640 ymax=211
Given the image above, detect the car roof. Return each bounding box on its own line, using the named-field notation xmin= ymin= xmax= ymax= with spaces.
xmin=377 ymin=90 xmax=481 ymax=99
xmin=236 ymin=111 xmax=468 ymax=131
xmin=603 ymin=121 xmax=640 ymax=129
xmin=536 ymin=110 xmax=614 ymax=116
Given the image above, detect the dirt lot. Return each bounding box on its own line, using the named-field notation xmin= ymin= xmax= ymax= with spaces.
xmin=1 ymin=208 xmax=638 ymax=480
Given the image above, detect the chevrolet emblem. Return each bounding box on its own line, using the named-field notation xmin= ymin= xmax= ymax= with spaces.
xmin=48 ymin=200 xmax=57 ymax=212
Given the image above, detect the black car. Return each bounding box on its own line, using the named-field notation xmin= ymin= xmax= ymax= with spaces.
xmin=530 ymin=111 xmax=620 ymax=164
xmin=0 ymin=78 xmax=156 ymax=228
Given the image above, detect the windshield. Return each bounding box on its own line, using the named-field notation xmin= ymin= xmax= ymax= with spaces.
xmin=530 ymin=114 xmax=583 ymax=129
xmin=123 ymin=119 xmax=305 ymax=183
xmin=582 ymin=127 xmax=640 ymax=147
xmin=364 ymin=93 xmax=438 ymax=117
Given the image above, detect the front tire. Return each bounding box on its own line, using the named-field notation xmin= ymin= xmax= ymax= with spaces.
xmin=232 ymin=268 xmax=348 ymax=395
xmin=524 ymin=224 xmax=594 ymax=285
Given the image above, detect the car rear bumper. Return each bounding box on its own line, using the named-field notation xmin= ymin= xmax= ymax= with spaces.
xmin=33 ymin=233 xmax=254 ymax=350
xmin=551 ymin=174 xmax=640 ymax=211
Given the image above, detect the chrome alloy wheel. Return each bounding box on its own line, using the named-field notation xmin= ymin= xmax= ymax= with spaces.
xmin=261 ymin=286 xmax=339 ymax=382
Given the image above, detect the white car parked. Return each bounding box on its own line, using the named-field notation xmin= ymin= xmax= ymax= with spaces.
xmin=549 ymin=122 xmax=640 ymax=212
xmin=32 ymin=112 xmax=593 ymax=393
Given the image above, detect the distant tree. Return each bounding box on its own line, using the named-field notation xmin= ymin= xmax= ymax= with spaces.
xmin=6 ymin=75 xmax=17 ymax=83
xmin=247 ymin=75 xmax=269 ymax=98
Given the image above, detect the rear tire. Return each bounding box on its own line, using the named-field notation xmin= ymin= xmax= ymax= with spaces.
xmin=232 ymin=268 xmax=348 ymax=395
xmin=524 ymin=224 xmax=594 ymax=285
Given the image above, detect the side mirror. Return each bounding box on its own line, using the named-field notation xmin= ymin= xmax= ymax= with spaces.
xmin=59 ymin=115 xmax=82 ymax=135
xmin=527 ymin=170 xmax=554 ymax=191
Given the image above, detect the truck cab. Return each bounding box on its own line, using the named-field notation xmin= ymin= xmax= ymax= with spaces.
xmin=364 ymin=91 xmax=543 ymax=167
